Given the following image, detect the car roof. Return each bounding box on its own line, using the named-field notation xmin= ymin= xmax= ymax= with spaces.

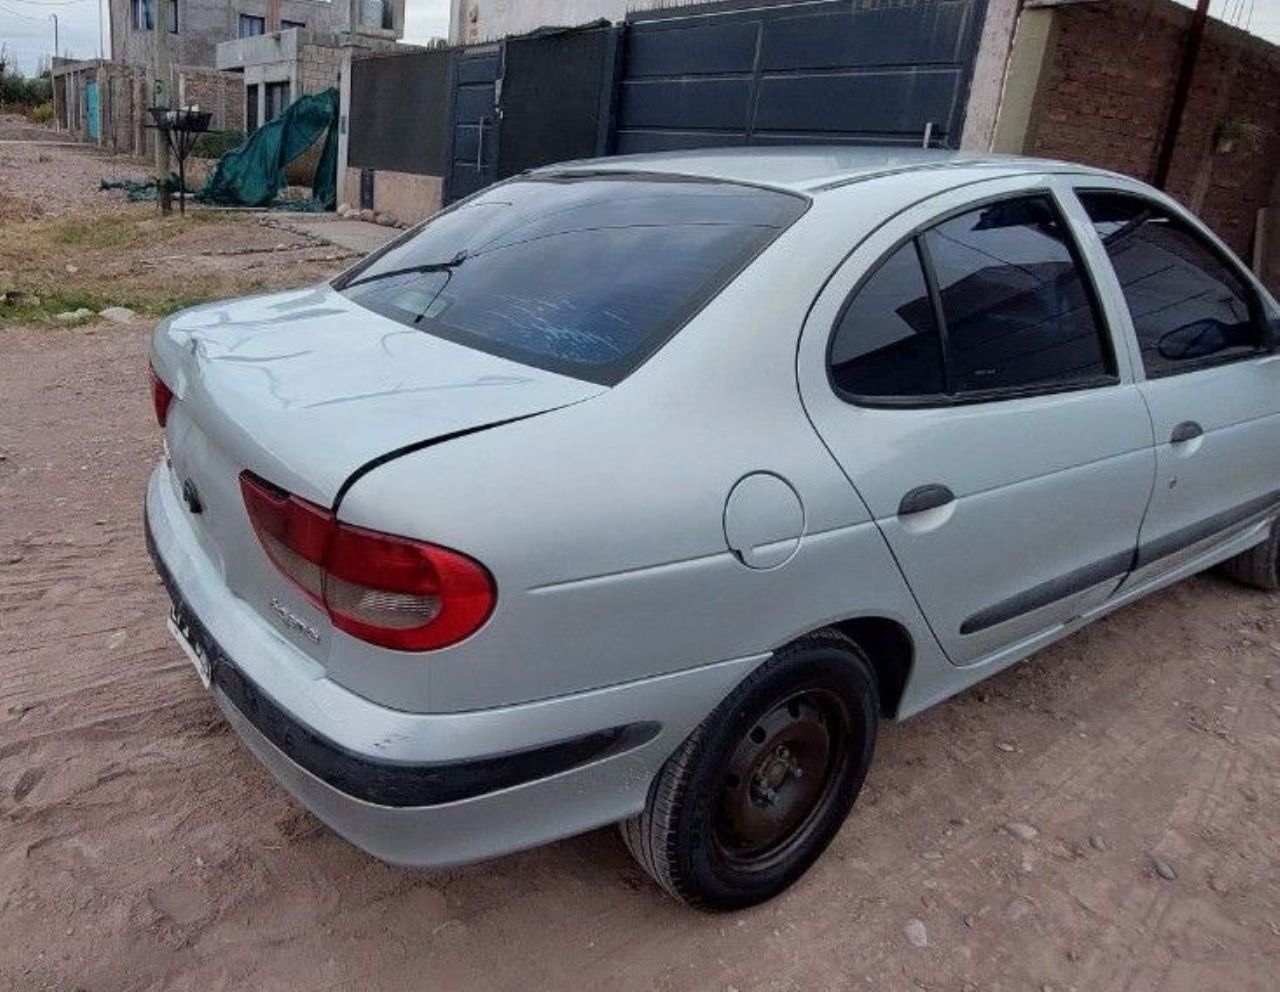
xmin=538 ymin=146 xmax=1123 ymax=195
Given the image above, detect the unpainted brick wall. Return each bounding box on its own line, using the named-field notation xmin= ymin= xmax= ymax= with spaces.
xmin=95 ymin=63 xmax=244 ymax=158
xmin=180 ymin=68 xmax=247 ymax=133
xmin=1027 ymin=0 xmax=1280 ymax=260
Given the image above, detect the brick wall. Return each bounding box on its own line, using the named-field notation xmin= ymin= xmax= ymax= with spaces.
xmin=180 ymin=67 xmax=246 ymax=132
xmin=1026 ymin=0 xmax=1280 ymax=260
xmin=92 ymin=63 xmax=244 ymax=158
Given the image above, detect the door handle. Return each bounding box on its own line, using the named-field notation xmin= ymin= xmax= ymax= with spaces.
xmin=899 ymin=484 xmax=955 ymax=516
xmin=475 ymin=116 xmax=487 ymax=174
xmin=1170 ymin=421 xmax=1203 ymax=444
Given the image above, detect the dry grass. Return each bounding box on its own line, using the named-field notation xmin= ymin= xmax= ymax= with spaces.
xmin=0 ymin=206 xmax=341 ymax=327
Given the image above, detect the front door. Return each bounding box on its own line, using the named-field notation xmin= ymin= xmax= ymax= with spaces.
xmin=1073 ymin=186 xmax=1280 ymax=586
xmin=799 ymin=176 xmax=1156 ymax=666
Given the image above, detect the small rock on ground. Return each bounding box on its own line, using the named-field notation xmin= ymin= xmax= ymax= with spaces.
xmin=1003 ymin=822 xmax=1039 ymax=842
xmin=1150 ymin=855 xmax=1178 ymax=881
xmin=98 ymin=306 xmax=136 ymax=324
xmin=903 ymin=918 xmax=928 ymax=948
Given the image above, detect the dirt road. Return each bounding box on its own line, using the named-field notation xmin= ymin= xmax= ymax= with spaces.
xmin=1 ymin=146 xmax=1279 ymax=992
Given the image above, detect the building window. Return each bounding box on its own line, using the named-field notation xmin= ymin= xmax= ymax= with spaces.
xmin=359 ymin=0 xmax=394 ymax=31
xmin=245 ymin=83 xmax=259 ymax=133
xmin=264 ymin=80 xmax=291 ymax=122
xmin=238 ymin=14 xmax=266 ymax=38
xmin=131 ymin=0 xmax=178 ymax=32
xmin=281 ymin=19 xmax=305 ymax=31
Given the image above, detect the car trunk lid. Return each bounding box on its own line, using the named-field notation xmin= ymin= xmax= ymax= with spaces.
xmin=153 ymin=285 xmax=603 ymax=506
xmin=151 ymin=285 xmax=603 ymax=668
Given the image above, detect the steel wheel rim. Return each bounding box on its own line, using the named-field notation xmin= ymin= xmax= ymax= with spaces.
xmin=712 ymin=687 xmax=852 ymax=871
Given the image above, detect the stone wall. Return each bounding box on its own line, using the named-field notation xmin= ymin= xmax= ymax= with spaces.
xmin=299 ymin=44 xmax=345 ymax=94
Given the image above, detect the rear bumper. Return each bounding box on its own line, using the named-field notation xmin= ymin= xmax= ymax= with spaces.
xmin=144 ymin=463 xmax=765 ymax=866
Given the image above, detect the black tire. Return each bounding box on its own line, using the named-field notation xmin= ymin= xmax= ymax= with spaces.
xmin=1217 ymin=521 xmax=1280 ymax=591
xmin=621 ymin=630 xmax=879 ymax=911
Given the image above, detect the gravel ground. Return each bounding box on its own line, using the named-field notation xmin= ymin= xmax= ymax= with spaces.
xmin=0 ymin=142 xmax=1278 ymax=992
xmin=0 ymin=141 xmax=153 ymax=222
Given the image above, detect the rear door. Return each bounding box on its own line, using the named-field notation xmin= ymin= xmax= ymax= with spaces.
xmin=1072 ymin=185 xmax=1280 ymax=584
xmin=799 ymin=175 xmax=1156 ymax=666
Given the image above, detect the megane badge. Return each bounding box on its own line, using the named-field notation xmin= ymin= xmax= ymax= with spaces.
xmin=269 ymin=599 xmax=321 ymax=644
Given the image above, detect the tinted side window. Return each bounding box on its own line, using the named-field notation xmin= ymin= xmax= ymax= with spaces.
xmin=830 ymin=242 xmax=944 ymax=398
xmin=923 ymin=196 xmax=1112 ymax=394
xmin=1079 ymin=192 xmax=1262 ymax=377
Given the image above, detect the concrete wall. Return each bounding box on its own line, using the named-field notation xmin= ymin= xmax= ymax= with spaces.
xmin=110 ymin=0 xmax=406 ymax=70
xmin=451 ymin=0 xmax=698 ymax=44
xmin=959 ymin=0 xmax=1019 ymax=151
xmin=341 ymin=165 xmax=442 ymax=223
xmin=299 ymin=41 xmax=345 ymax=92
xmin=1002 ymin=0 xmax=1280 ymax=267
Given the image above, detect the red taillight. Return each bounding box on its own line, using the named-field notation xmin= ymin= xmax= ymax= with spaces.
xmin=150 ymin=363 xmax=175 ymax=428
xmin=239 ymin=472 xmax=496 ymax=651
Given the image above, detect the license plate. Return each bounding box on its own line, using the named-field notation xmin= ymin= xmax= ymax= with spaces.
xmin=168 ymin=608 xmax=212 ymax=689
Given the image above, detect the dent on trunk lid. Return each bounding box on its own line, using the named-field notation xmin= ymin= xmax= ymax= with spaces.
xmin=152 ymin=286 xmax=606 ymax=506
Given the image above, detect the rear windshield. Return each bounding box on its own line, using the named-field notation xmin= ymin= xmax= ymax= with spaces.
xmin=335 ymin=174 xmax=807 ymax=385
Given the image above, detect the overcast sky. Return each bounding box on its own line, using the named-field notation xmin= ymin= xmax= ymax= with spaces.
xmin=0 ymin=0 xmax=452 ymax=74
xmin=0 ymin=0 xmax=1276 ymax=79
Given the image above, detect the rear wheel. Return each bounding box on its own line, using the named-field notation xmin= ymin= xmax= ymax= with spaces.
xmin=1218 ymin=521 xmax=1280 ymax=591
xmin=621 ymin=631 xmax=879 ymax=910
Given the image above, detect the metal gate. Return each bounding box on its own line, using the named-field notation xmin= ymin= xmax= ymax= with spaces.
xmin=615 ymin=0 xmax=987 ymax=153
xmin=445 ymin=45 xmax=503 ymax=204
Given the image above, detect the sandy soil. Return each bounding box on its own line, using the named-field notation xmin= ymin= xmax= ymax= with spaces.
xmin=1 ymin=146 xmax=1279 ymax=992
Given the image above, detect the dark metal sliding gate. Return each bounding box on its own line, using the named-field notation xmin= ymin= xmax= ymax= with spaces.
xmin=614 ymin=0 xmax=987 ymax=153
xmin=351 ymin=0 xmax=991 ymax=206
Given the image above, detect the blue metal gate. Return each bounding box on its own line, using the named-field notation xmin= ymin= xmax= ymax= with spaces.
xmin=615 ymin=0 xmax=987 ymax=153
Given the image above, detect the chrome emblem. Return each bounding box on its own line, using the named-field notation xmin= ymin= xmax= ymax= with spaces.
xmin=269 ymin=599 xmax=321 ymax=644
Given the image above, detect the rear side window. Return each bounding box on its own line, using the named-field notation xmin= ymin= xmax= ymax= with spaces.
xmin=1078 ymin=191 xmax=1263 ymax=377
xmin=830 ymin=242 xmax=944 ymax=397
xmin=829 ymin=193 xmax=1113 ymax=404
xmin=923 ymin=196 xmax=1111 ymax=394
xmin=336 ymin=174 xmax=807 ymax=385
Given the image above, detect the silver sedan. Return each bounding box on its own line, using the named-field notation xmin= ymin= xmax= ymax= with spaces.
xmin=146 ymin=147 xmax=1280 ymax=909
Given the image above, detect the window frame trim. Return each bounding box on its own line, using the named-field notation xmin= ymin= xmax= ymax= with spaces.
xmin=826 ymin=188 xmax=1121 ymax=410
xmin=1072 ymin=186 xmax=1273 ymax=381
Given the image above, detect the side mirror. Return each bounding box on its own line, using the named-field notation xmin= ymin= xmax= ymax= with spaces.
xmin=1267 ymin=316 xmax=1280 ymax=352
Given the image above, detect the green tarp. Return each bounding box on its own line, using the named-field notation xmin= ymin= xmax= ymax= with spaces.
xmin=201 ymin=88 xmax=339 ymax=209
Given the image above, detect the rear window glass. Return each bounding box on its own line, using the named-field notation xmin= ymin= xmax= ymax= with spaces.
xmin=336 ymin=174 xmax=807 ymax=385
